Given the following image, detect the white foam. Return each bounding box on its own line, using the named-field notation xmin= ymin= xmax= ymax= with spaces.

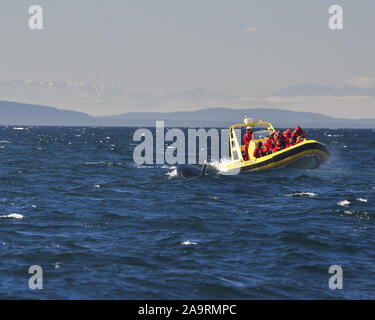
xmin=337 ymin=200 xmax=351 ymax=207
xmin=12 ymin=127 xmax=24 ymax=130
xmin=166 ymin=168 xmax=177 ymax=178
xmin=356 ymin=198 xmax=368 ymax=203
xmin=0 ymin=213 xmax=24 ymax=219
xmin=162 ymin=165 xmax=175 ymax=169
xmin=287 ymin=192 xmax=318 ymax=197
xmin=209 ymin=158 xmax=241 ymax=175
xmin=209 ymin=158 xmax=231 ymax=172
xmin=93 ymin=184 xmax=101 ymax=188
xmin=182 ymin=241 xmax=197 ymax=246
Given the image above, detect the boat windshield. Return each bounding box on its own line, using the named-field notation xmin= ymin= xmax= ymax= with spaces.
xmin=252 ymin=129 xmax=270 ymax=140
xmin=242 ymin=124 xmax=272 ymax=142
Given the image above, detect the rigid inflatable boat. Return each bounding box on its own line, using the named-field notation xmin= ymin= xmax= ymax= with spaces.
xmin=225 ymin=118 xmax=329 ymax=172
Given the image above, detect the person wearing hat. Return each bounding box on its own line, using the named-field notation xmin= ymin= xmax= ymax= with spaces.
xmin=243 ymin=126 xmax=254 ymax=161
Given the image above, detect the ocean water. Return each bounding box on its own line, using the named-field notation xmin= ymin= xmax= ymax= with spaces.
xmin=0 ymin=126 xmax=374 ymax=299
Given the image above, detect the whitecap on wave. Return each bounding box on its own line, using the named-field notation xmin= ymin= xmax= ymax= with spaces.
xmin=166 ymin=168 xmax=177 ymax=179
xmin=182 ymin=241 xmax=197 ymax=246
xmin=286 ymin=192 xmax=318 ymax=197
xmin=162 ymin=165 xmax=175 ymax=169
xmin=208 ymin=158 xmax=240 ymax=175
xmin=337 ymin=200 xmax=351 ymax=207
xmin=0 ymin=213 xmax=24 ymax=219
xmin=356 ymin=198 xmax=368 ymax=203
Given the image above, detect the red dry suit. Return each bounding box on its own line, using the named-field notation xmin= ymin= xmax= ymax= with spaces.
xmin=253 ymin=147 xmax=262 ymax=158
xmin=283 ymin=129 xmax=292 ymax=146
xmin=291 ymin=126 xmax=306 ymax=141
xmin=243 ymin=131 xmax=253 ymax=160
xmin=262 ymin=144 xmax=271 ymax=155
xmin=265 ymin=137 xmax=274 ymax=150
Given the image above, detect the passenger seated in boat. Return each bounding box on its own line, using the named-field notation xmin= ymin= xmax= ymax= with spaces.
xmin=262 ymin=142 xmax=272 ymax=155
xmin=296 ymin=136 xmax=303 ymax=144
xmin=253 ymin=141 xmax=266 ymax=158
xmin=273 ymin=140 xmax=281 ymax=153
xmin=283 ymin=129 xmax=292 ymax=146
xmin=291 ymin=126 xmax=306 ymax=144
xmin=271 ymin=131 xmax=277 ymax=143
xmin=273 ymin=134 xmax=287 ymax=152
xmin=276 ymin=130 xmax=287 ymax=148
xmin=290 ymin=135 xmax=303 ymax=145
xmin=264 ymin=139 xmax=271 ymax=151
xmin=265 ymin=131 xmax=276 ymax=150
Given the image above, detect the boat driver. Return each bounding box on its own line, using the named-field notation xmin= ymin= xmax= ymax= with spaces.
xmin=243 ymin=126 xmax=254 ymax=161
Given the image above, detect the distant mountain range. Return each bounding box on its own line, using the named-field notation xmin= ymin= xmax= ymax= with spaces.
xmin=272 ymin=83 xmax=375 ymax=97
xmin=1 ymin=100 xmax=375 ymax=128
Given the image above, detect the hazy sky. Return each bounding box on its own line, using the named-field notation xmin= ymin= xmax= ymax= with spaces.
xmin=1 ymin=0 xmax=374 ymax=117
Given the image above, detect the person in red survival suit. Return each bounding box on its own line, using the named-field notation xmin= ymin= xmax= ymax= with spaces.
xmin=273 ymin=130 xmax=288 ymax=153
xmin=262 ymin=143 xmax=272 ymax=155
xmin=296 ymin=135 xmax=303 ymax=144
xmin=276 ymin=130 xmax=287 ymax=149
xmin=265 ymin=131 xmax=276 ymax=150
xmin=283 ymin=129 xmax=292 ymax=146
xmin=243 ymin=126 xmax=254 ymax=161
xmin=253 ymin=141 xmax=264 ymax=158
xmin=291 ymin=126 xmax=306 ymax=144
xmin=273 ymin=138 xmax=283 ymax=153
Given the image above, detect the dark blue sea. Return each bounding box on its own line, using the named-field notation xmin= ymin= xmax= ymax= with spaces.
xmin=0 ymin=126 xmax=374 ymax=299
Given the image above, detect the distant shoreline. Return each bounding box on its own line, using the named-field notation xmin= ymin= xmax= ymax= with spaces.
xmin=1 ymin=100 xmax=375 ymax=128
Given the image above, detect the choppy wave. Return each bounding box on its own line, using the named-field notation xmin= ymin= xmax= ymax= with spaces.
xmin=286 ymin=192 xmax=318 ymax=197
xmin=182 ymin=241 xmax=198 ymax=246
xmin=0 ymin=213 xmax=24 ymax=219
xmin=166 ymin=168 xmax=177 ymax=178
xmin=0 ymin=127 xmax=374 ymax=299
xmin=337 ymin=200 xmax=351 ymax=207
xmin=208 ymin=158 xmax=241 ymax=176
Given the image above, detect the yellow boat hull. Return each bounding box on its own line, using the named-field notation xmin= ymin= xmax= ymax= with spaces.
xmin=226 ymin=140 xmax=329 ymax=172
